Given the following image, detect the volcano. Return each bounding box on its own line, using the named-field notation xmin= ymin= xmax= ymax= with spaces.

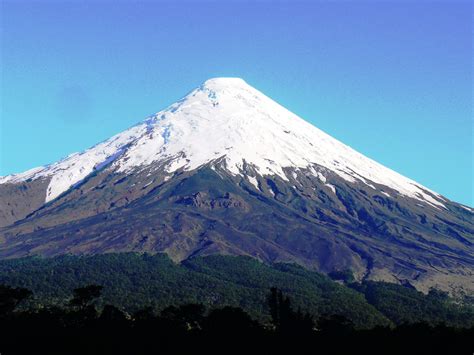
xmin=1 ymin=78 xmax=472 ymax=295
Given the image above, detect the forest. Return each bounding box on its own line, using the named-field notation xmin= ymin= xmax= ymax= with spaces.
xmin=0 ymin=253 xmax=473 ymax=354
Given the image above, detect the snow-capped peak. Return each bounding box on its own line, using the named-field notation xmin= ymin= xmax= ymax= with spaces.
xmin=0 ymin=78 xmax=446 ymax=208
xmin=202 ymin=77 xmax=249 ymax=88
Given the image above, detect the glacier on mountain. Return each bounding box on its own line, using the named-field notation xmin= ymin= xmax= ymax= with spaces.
xmin=0 ymin=77 xmax=446 ymax=208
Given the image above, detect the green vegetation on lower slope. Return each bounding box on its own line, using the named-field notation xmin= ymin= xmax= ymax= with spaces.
xmin=183 ymin=256 xmax=388 ymax=327
xmin=0 ymin=253 xmax=472 ymax=328
xmin=350 ymin=281 xmax=474 ymax=327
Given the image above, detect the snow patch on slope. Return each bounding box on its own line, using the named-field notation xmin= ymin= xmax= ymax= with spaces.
xmin=247 ymin=176 xmax=259 ymax=190
xmin=325 ymin=184 xmax=336 ymax=194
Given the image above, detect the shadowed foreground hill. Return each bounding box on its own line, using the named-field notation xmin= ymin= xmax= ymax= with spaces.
xmin=0 ymin=283 xmax=473 ymax=355
xmin=0 ymin=253 xmax=473 ymax=328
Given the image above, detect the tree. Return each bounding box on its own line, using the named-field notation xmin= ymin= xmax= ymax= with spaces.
xmin=69 ymin=285 xmax=103 ymax=311
xmin=267 ymin=287 xmax=314 ymax=335
xmin=205 ymin=306 xmax=260 ymax=337
xmin=0 ymin=285 xmax=32 ymax=316
xmin=161 ymin=303 xmax=206 ymax=331
xmin=317 ymin=314 xmax=354 ymax=335
xmin=99 ymin=305 xmax=128 ymax=323
xmin=328 ymin=269 xmax=355 ymax=283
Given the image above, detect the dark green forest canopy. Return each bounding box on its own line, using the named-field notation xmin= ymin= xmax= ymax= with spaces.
xmin=0 ymin=253 xmax=472 ymax=328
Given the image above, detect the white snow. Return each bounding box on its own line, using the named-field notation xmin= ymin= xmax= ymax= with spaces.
xmin=316 ymin=172 xmax=327 ymax=183
xmin=325 ymin=184 xmax=336 ymax=194
xmin=166 ymin=156 xmax=188 ymax=173
xmin=247 ymin=176 xmax=259 ymax=190
xmin=381 ymin=191 xmax=391 ymax=198
xmin=0 ymin=125 xmax=146 ymax=202
xmin=0 ymin=77 xmax=447 ymax=208
xmin=143 ymin=180 xmax=154 ymax=188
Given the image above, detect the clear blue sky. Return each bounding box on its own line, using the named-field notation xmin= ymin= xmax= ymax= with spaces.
xmin=1 ymin=0 xmax=472 ymax=206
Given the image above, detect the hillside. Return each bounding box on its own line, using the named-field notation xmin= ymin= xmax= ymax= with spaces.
xmin=0 ymin=253 xmax=472 ymax=328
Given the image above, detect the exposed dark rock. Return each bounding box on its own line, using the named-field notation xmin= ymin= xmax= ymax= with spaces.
xmin=0 ymin=162 xmax=472 ymax=296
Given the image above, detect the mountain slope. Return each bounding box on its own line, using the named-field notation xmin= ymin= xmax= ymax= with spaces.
xmin=0 ymin=78 xmax=448 ymax=207
xmin=1 ymin=78 xmax=472 ymax=295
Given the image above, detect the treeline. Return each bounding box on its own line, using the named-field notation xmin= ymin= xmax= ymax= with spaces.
xmin=0 ymin=284 xmax=472 ymax=355
xmin=351 ymin=280 xmax=474 ymax=326
xmin=0 ymin=253 xmax=473 ymax=329
xmin=0 ymin=253 xmax=389 ymax=328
